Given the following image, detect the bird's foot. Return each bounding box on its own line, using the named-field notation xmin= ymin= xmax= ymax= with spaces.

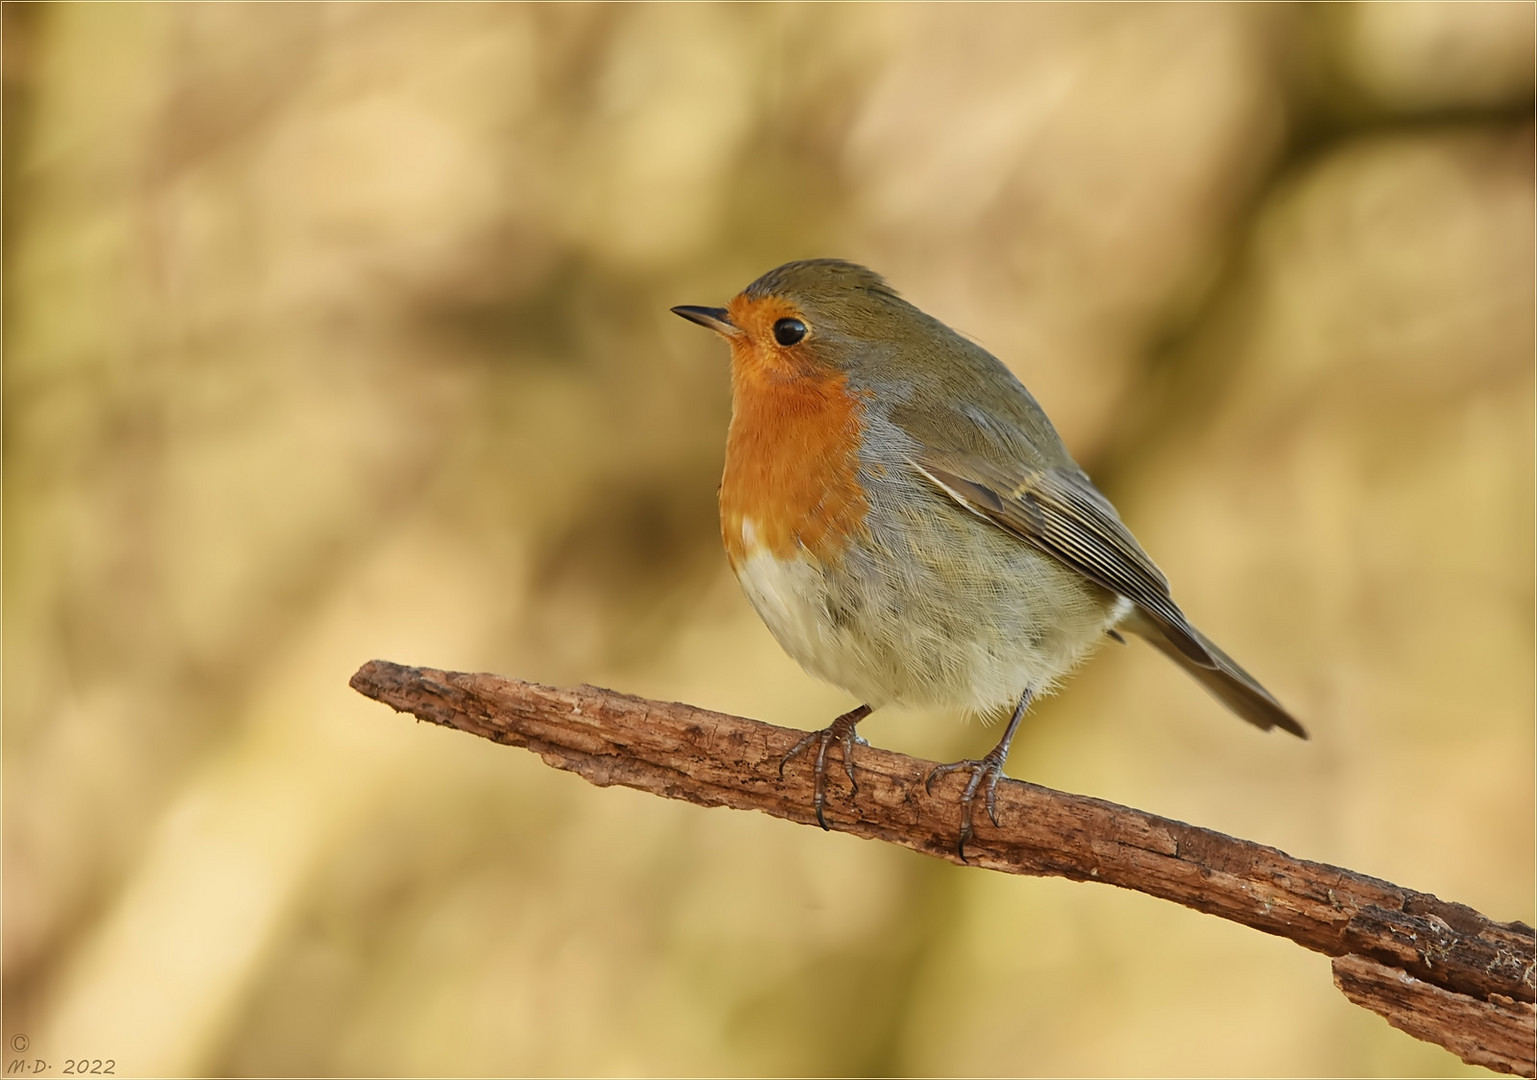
xmin=779 ymin=704 xmax=872 ymax=830
xmin=925 ymin=746 xmax=1010 ymax=861
xmin=924 ymin=688 xmax=1033 ymax=862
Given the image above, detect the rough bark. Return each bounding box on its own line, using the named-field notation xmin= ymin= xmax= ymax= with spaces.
xmin=350 ymin=659 xmax=1536 ymax=1076
xmin=1333 ymin=954 xmax=1536 ymax=1076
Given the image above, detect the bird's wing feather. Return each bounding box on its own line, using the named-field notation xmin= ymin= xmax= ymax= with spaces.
xmin=913 ymin=453 xmax=1217 ymax=670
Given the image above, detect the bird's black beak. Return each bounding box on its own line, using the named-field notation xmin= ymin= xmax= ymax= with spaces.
xmin=671 ymin=305 xmax=740 ymax=339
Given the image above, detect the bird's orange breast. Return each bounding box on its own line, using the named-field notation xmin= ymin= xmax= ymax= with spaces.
xmin=719 ymin=297 xmax=869 ymax=567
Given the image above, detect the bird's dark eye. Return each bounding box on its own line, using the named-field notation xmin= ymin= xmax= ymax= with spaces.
xmin=772 ymin=317 xmax=807 ymax=347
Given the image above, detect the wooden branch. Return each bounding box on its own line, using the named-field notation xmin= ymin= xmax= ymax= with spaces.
xmin=1334 ymin=954 xmax=1535 ymax=1076
xmin=350 ymin=659 xmax=1536 ymax=1076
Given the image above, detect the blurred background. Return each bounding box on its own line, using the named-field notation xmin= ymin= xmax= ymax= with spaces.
xmin=4 ymin=3 xmax=1531 ymax=1076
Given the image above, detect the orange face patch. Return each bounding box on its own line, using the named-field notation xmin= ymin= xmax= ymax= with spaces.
xmin=718 ymin=294 xmax=869 ymax=566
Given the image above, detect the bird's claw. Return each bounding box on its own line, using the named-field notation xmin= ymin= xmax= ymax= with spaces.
xmin=779 ymin=705 xmax=871 ymax=831
xmin=926 ymin=750 xmax=1010 ymax=861
xmin=780 ymin=728 xmax=842 ymax=829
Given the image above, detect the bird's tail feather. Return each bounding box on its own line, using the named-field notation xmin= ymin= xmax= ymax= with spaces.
xmin=1123 ymin=608 xmax=1308 ymax=739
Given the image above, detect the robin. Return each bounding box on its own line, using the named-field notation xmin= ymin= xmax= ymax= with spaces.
xmin=673 ymin=259 xmax=1306 ymax=856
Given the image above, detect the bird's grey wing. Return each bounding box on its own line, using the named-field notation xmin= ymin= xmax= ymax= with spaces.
xmin=912 ymin=452 xmax=1216 ymax=670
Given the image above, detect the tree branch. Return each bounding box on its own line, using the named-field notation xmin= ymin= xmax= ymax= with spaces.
xmin=1333 ymin=954 xmax=1535 ymax=1076
xmin=350 ymin=659 xmax=1535 ymax=1076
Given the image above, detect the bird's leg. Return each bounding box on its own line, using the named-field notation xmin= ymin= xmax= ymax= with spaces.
xmin=925 ymin=688 xmax=1033 ymax=860
xmin=779 ymin=703 xmax=872 ymax=831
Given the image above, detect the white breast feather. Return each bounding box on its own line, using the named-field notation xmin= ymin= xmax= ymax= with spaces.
xmin=729 ymin=516 xmax=1130 ymax=715
xmin=734 ymin=524 xmax=830 ymax=670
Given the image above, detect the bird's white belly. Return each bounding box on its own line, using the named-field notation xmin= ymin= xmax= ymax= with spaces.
xmin=731 ymin=526 xmax=837 ymax=680
xmin=729 ymin=517 xmax=1128 ymax=716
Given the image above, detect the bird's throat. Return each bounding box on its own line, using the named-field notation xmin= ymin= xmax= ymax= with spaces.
xmin=720 ymin=361 xmax=869 ymax=566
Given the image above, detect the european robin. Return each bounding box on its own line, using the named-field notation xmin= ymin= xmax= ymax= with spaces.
xmin=673 ymin=259 xmax=1306 ymax=856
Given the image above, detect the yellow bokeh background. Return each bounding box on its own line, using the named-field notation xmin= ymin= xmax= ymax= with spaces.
xmin=5 ymin=4 xmax=1531 ymax=1076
